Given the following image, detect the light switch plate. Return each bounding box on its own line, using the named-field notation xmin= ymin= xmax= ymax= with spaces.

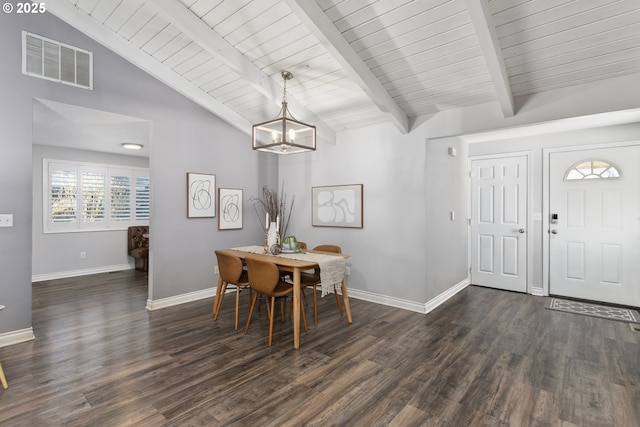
xmin=0 ymin=214 xmax=13 ymax=227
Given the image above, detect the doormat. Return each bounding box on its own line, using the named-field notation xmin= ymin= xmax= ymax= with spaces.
xmin=547 ymin=298 xmax=640 ymax=323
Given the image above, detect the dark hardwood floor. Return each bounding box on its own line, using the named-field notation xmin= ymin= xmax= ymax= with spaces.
xmin=0 ymin=270 xmax=638 ymax=426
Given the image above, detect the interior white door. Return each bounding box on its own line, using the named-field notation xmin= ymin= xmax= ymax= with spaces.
xmin=471 ymin=156 xmax=528 ymax=292
xmin=549 ymin=145 xmax=640 ymax=306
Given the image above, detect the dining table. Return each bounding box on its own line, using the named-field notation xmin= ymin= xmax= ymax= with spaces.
xmin=215 ymin=246 xmax=352 ymax=349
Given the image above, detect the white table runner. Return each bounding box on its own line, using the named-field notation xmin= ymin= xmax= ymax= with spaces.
xmin=232 ymin=245 xmax=346 ymax=296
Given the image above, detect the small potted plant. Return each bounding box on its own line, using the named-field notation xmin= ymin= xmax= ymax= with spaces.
xmin=281 ymin=235 xmax=300 ymax=252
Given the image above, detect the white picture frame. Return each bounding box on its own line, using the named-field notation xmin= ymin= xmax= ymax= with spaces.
xmin=187 ymin=173 xmax=215 ymax=218
xmin=312 ymin=184 xmax=363 ymax=228
xmin=218 ymin=188 xmax=243 ymax=230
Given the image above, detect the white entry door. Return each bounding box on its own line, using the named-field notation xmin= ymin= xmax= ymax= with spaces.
xmin=471 ymin=156 xmax=528 ymax=293
xmin=549 ymin=145 xmax=640 ymax=306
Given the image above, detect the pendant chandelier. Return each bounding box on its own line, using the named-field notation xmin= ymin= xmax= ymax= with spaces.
xmin=252 ymin=71 xmax=316 ymax=154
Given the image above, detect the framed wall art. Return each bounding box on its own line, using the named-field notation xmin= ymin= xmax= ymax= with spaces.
xmin=312 ymin=184 xmax=363 ymax=228
xmin=187 ymin=172 xmax=215 ymax=218
xmin=218 ymin=188 xmax=243 ymax=230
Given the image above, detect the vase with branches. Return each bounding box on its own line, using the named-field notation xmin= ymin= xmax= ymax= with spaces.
xmin=251 ymin=184 xmax=295 ymax=250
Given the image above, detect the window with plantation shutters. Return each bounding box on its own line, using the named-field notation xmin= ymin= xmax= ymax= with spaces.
xmin=44 ymin=160 xmax=149 ymax=232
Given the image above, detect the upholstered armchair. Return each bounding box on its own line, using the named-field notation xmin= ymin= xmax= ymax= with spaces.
xmin=127 ymin=226 xmax=149 ymax=272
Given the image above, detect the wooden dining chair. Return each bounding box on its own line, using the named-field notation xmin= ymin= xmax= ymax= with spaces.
xmin=300 ymin=244 xmax=344 ymax=326
xmin=244 ymin=257 xmax=307 ymax=347
xmin=213 ymin=250 xmax=251 ymax=331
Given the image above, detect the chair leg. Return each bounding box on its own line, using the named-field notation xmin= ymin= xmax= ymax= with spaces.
xmin=213 ymin=283 xmax=227 ymax=320
xmin=300 ymin=297 xmax=308 ymax=332
xmin=234 ymin=286 xmax=241 ymax=331
xmin=0 ymin=362 xmax=7 ymax=389
xmin=333 ymin=285 xmax=344 ymax=316
xmin=268 ymin=297 xmax=276 ymax=347
xmin=244 ymin=292 xmax=259 ymax=335
xmin=312 ymin=284 xmax=318 ymax=325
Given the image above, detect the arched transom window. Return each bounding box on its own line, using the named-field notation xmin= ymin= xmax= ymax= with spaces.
xmin=565 ymin=159 xmax=621 ymax=181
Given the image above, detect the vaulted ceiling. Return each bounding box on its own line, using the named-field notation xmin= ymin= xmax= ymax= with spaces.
xmin=45 ymin=0 xmax=640 ymax=144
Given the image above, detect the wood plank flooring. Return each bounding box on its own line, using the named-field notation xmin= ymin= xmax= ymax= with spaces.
xmin=0 ymin=270 xmax=639 ymax=426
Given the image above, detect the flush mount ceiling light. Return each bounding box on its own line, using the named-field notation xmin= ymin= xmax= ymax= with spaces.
xmin=252 ymin=71 xmax=316 ymax=155
xmin=121 ymin=142 xmax=143 ymax=150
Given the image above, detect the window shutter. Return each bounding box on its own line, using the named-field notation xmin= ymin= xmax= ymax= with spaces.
xmin=135 ymin=175 xmax=150 ymax=221
xmin=82 ymin=169 xmax=106 ymax=223
xmin=49 ymin=163 xmax=78 ymax=224
xmin=111 ymin=173 xmax=132 ymax=221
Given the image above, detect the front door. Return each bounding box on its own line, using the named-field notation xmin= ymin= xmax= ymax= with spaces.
xmin=549 ymin=145 xmax=640 ymax=306
xmin=471 ymin=156 xmax=528 ymax=293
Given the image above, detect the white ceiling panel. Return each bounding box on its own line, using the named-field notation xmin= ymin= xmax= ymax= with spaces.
xmin=491 ymin=0 xmax=640 ymax=97
xmin=40 ymin=0 xmax=640 ymax=145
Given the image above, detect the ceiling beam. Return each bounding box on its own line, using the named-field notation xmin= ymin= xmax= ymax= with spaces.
xmin=465 ymin=0 xmax=515 ymax=117
xmin=285 ymin=0 xmax=410 ymax=134
xmin=148 ymin=0 xmax=335 ymax=145
xmin=43 ymin=0 xmax=253 ymax=136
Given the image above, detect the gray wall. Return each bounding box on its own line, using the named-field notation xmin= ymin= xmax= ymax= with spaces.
xmin=279 ymin=122 xmax=469 ymax=306
xmin=0 ymin=10 xmax=270 ymax=336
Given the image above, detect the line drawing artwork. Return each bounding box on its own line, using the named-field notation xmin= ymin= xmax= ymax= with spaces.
xmin=191 ymin=180 xmax=212 ymax=210
xmin=221 ymin=194 xmax=240 ymax=221
xmin=218 ymin=188 xmax=243 ymax=229
xmin=187 ymin=173 xmax=215 ymax=218
xmin=312 ymin=184 xmax=363 ymax=228
xmin=317 ymin=189 xmax=355 ymax=223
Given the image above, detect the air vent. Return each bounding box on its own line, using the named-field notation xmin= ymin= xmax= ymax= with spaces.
xmin=22 ymin=31 xmax=93 ymax=90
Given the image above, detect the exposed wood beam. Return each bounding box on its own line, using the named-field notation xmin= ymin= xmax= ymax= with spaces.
xmin=465 ymin=0 xmax=515 ymax=117
xmin=285 ymin=0 xmax=410 ymax=134
xmin=43 ymin=0 xmax=253 ymax=136
xmin=148 ymin=0 xmax=335 ymax=145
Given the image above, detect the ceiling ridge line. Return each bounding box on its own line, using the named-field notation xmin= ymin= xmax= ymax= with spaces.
xmin=284 ymin=0 xmax=410 ymax=133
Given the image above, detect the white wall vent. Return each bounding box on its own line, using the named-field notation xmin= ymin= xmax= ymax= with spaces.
xmin=22 ymin=31 xmax=93 ymax=90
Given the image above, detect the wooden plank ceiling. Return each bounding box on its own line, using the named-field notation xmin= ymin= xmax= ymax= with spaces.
xmin=46 ymin=0 xmax=640 ymax=141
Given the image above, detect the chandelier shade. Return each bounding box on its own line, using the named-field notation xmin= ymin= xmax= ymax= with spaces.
xmin=252 ymin=71 xmax=316 ymax=154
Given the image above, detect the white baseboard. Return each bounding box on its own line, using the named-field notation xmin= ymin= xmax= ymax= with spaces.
xmin=0 ymin=327 xmax=35 ymax=348
xmin=144 ymin=278 xmax=470 ymax=314
xmin=146 ymin=287 xmax=216 ymax=311
xmin=347 ymin=278 xmax=470 ymax=314
xmin=32 ymin=264 xmax=133 ymax=282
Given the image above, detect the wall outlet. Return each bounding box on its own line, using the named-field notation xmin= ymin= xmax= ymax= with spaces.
xmin=0 ymin=214 xmax=13 ymax=227
xmin=214 ymin=265 xmax=219 ymax=275
xmin=345 ymin=267 xmax=351 ymax=276
xmin=80 ymin=252 xmax=86 ymax=259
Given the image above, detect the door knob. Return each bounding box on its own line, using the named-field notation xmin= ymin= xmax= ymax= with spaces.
xmin=518 ymin=228 xmax=525 ymax=233
xmin=551 ymin=229 xmax=558 ymax=234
